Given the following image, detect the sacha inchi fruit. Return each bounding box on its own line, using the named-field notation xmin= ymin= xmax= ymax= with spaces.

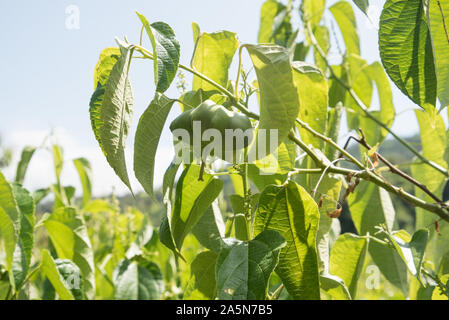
xmin=169 ymin=100 xmax=253 ymax=161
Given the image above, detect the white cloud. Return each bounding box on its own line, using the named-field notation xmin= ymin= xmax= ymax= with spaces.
xmin=2 ymin=127 xmax=174 ymax=197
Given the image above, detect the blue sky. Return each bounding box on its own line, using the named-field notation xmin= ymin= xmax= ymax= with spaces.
xmin=0 ymin=0 xmax=430 ymax=196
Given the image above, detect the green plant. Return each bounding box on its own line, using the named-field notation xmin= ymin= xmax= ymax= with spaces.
xmin=1 ymin=0 xmax=449 ymax=300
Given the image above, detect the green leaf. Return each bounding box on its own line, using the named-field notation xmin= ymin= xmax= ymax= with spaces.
xmin=359 ymin=62 xmax=395 ymax=145
xmin=292 ymin=61 xmax=328 ymax=149
xmin=192 ymin=201 xmax=225 ymax=253
xmin=329 ymin=233 xmax=368 ymax=299
xmin=160 ymin=165 xmax=223 ymax=253
xmin=388 ymin=229 xmax=429 ymax=282
xmin=162 ymin=159 xmax=180 ymax=201
xmin=313 ymin=25 xmax=330 ymax=73
xmin=113 ymin=259 xmax=164 ymax=300
xmin=93 ymin=47 xmax=121 ymax=89
xmin=0 ymin=171 xmax=20 ymax=279
xmin=259 ymin=0 xmax=285 ymax=43
xmin=330 ymin=1 xmax=360 ymax=55
xmin=413 ymin=108 xmax=447 ymax=229
xmin=15 ymin=146 xmax=36 ymax=185
xmin=184 ymin=251 xmax=218 ymax=300
xmin=245 ymin=44 xmax=300 ymax=154
xmin=320 ymin=273 xmax=351 ymax=300
xmin=426 ymin=0 xmax=449 ymax=108
xmin=136 ymin=13 xmax=180 ymax=93
xmin=134 ymin=94 xmax=175 ymax=198
xmin=347 ymin=181 xmax=409 ymax=295
xmin=293 ymin=42 xmax=310 ymax=61
xmin=33 ymin=188 xmax=50 ymax=205
xmin=126 ymin=219 xmax=154 ymax=259
xmin=431 ymin=274 xmax=449 ymax=300
xmin=328 ymin=65 xmax=349 ymax=108
xmin=379 ymin=0 xmax=437 ymax=107
xmin=348 ymin=181 xmax=395 ymax=235
xmin=258 ymin=0 xmax=293 ymax=47
xmin=254 ymin=181 xmax=321 ymax=299
xmin=90 ymin=40 xmax=134 ymax=192
xmin=301 ymin=0 xmax=326 ymax=29
xmin=353 ymin=0 xmax=370 ymax=15
xmin=44 ymin=207 xmax=95 ymax=299
xmin=215 ymin=230 xmax=286 ymax=300
xmin=192 ymin=29 xmax=239 ymax=92
xmin=41 ymin=250 xmax=84 ymax=300
xmin=11 ymin=184 xmax=35 ymax=289
xmin=73 ymin=158 xmax=92 ymax=207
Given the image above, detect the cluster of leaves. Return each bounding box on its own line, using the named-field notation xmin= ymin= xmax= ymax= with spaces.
xmin=2 ymin=0 xmax=449 ymax=300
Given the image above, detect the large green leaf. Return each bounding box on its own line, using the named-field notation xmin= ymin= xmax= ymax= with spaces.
xmin=330 ymin=1 xmax=360 ymax=55
xmin=134 ymin=94 xmax=175 ymax=198
xmin=379 ymin=0 xmax=437 ymax=107
xmin=292 ymin=61 xmax=328 ymax=149
xmin=215 ymin=230 xmax=286 ymax=300
xmin=90 ymin=40 xmax=134 ymax=191
xmin=426 ymin=0 xmax=449 ymax=108
xmin=160 ymin=165 xmax=223 ymax=253
xmin=11 ymin=184 xmax=35 ymax=289
xmin=44 ymin=207 xmax=95 ymax=299
xmin=0 ymin=172 xmax=20 ymax=279
xmin=15 ymin=146 xmax=36 ymax=185
xmin=245 ymin=44 xmax=299 ymax=154
xmin=184 ymin=251 xmax=218 ymax=300
xmin=73 ymin=158 xmax=92 ymax=207
xmin=90 ymin=47 xmax=120 ymax=149
xmin=113 ymin=259 xmax=164 ymax=300
xmin=192 ymin=29 xmax=239 ymax=92
xmin=347 ymin=181 xmax=408 ymax=295
xmin=254 ymin=181 xmax=321 ymax=299
xmin=41 ymin=250 xmax=84 ymax=300
xmin=137 ymin=13 xmax=180 ymax=93
xmin=329 ymin=233 xmax=368 ymax=299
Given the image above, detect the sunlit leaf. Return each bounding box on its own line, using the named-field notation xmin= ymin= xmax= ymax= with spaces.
xmin=15 ymin=146 xmax=36 ymax=185
xmin=113 ymin=259 xmax=164 ymax=300
xmin=192 ymin=29 xmax=239 ymax=92
xmin=215 ymin=230 xmax=286 ymax=300
xmin=137 ymin=13 xmax=180 ymax=93
xmin=44 ymin=207 xmax=95 ymax=299
xmin=379 ymin=0 xmax=437 ymax=107
xmin=254 ymin=181 xmax=320 ymax=299
xmin=134 ymin=93 xmax=175 ymax=198
xmin=330 ymin=233 xmax=368 ymax=299
xmin=73 ymin=158 xmax=92 ymax=207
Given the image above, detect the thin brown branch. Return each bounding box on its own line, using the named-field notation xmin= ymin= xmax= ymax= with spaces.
xmin=354 ymin=129 xmax=444 ymax=204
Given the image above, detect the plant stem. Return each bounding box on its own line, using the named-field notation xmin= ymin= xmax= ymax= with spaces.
xmin=306 ymin=22 xmax=449 ymax=178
